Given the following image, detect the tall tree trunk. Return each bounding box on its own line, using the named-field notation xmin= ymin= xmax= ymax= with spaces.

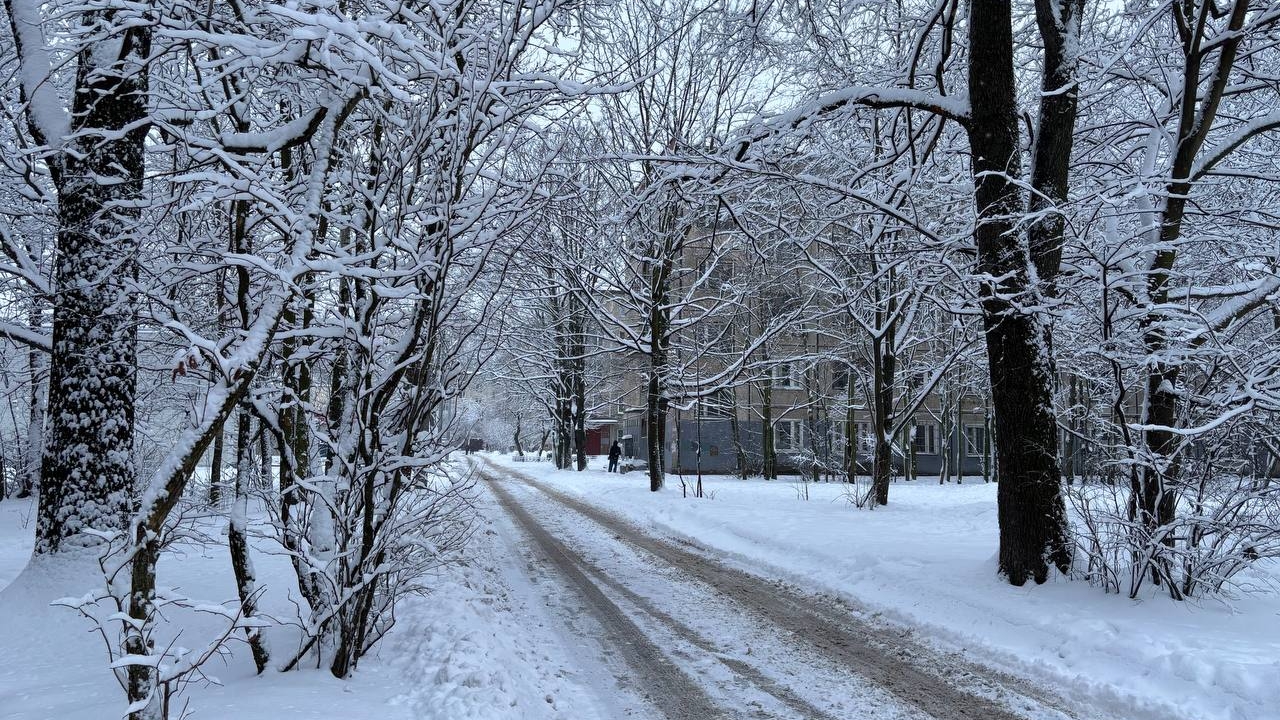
xmin=573 ymin=394 xmax=587 ymax=471
xmin=967 ymin=0 xmax=1072 ymax=585
xmin=844 ymin=363 xmax=858 ymax=483
xmin=645 ymin=278 xmax=671 ymax=491
xmin=209 ymin=266 xmax=228 ymax=505
xmin=280 ymin=283 xmax=323 ymax=610
xmin=645 ymin=367 xmax=667 ymax=491
xmin=230 ymin=408 xmax=270 ymax=673
xmin=570 ymin=299 xmax=587 ymax=471
xmin=227 ymin=179 xmax=269 ymax=671
xmin=32 ymin=10 xmax=150 ymax=554
xmin=761 ymin=381 xmax=776 ymax=480
xmin=729 ymin=390 xmax=748 ymax=479
xmin=555 ymin=389 xmax=571 ymax=469
xmin=21 ymin=307 xmax=44 ymax=499
xmin=871 ymin=285 xmax=897 ymax=505
xmin=1134 ymin=2 xmax=1250 ymax=582
xmin=209 ymin=429 xmax=224 ymax=506
xmin=1027 ymin=0 xmax=1085 ymax=295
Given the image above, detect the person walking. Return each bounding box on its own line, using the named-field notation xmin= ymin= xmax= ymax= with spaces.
xmin=607 ymin=440 xmax=622 ymax=473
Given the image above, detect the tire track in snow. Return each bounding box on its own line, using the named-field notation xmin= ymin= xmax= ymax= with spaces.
xmin=484 ymin=459 xmax=1086 ymax=720
xmin=487 ymin=474 xmax=728 ymax=720
xmin=566 ymin=537 xmax=847 ymax=720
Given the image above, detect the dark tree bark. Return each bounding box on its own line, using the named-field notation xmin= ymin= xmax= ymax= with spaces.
xmin=227 ymin=187 xmax=269 ymax=672
xmin=554 ymin=388 xmax=571 ymax=469
xmin=570 ymin=301 xmax=587 ymax=471
xmin=230 ymin=408 xmax=270 ymax=673
xmin=729 ymin=390 xmax=749 ymax=479
xmin=844 ymin=363 xmax=858 ymax=483
xmin=645 ymin=368 xmax=668 ymax=490
xmin=871 ymin=269 xmax=897 ymax=505
xmin=20 ymin=302 xmax=44 ymax=499
xmin=966 ymin=0 xmax=1074 ymax=585
xmin=31 ymin=9 xmax=150 ymax=553
xmin=1132 ymin=2 xmax=1251 ymax=592
xmin=645 ymin=268 xmax=672 ymax=491
xmin=760 ymin=380 xmax=776 ymax=480
xmin=209 ymin=428 xmax=224 ymax=506
xmin=1027 ymin=0 xmax=1085 ymax=295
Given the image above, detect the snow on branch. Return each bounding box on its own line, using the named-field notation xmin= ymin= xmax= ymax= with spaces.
xmin=1191 ymin=111 xmax=1280 ymax=181
xmin=730 ymin=86 xmax=970 ymax=161
xmin=3 ymin=0 xmax=70 ymax=147
xmin=0 ymin=320 xmax=51 ymax=351
xmin=217 ymin=106 xmax=328 ymax=154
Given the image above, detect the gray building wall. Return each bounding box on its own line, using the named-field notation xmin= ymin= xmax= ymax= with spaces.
xmin=618 ymin=415 xmax=994 ymax=478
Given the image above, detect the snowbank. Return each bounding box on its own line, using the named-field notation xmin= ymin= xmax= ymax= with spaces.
xmin=0 ymin=490 xmax=598 ymax=720
xmin=495 ymin=454 xmax=1280 ymax=720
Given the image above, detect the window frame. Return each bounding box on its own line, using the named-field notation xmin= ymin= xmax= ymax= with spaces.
xmin=775 ymin=418 xmax=806 ymax=451
xmin=913 ymin=423 xmax=938 ymax=455
xmin=772 ymin=362 xmax=802 ymax=390
xmin=964 ymin=425 xmax=986 ymax=458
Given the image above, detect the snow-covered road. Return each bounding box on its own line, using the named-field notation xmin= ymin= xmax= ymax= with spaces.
xmin=479 ymin=458 xmax=1105 ymax=720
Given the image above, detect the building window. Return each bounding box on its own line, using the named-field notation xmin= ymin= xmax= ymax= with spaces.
xmin=964 ymin=426 xmax=986 ymax=458
xmin=640 ymin=418 xmax=647 ymax=438
xmin=776 ymin=419 xmax=806 ymax=451
xmin=830 ymin=363 xmax=849 ymax=392
xmin=772 ymin=362 xmax=801 ymax=389
xmin=700 ymin=388 xmax=733 ymax=419
xmin=713 ymin=258 xmax=735 ymax=287
xmin=912 ymin=423 xmax=937 ymax=455
xmin=827 ymin=421 xmax=846 ymax=452
xmin=856 ymin=422 xmax=873 ymax=452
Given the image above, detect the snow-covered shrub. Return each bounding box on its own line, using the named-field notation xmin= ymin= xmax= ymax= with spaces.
xmin=1069 ymin=468 xmax=1280 ymax=599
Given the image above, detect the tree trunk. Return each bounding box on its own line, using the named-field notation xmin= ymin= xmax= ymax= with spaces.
xmin=555 ymin=389 xmax=571 ymax=470
xmin=1133 ymin=2 xmax=1250 ymax=583
xmin=646 ymin=368 xmax=667 ymax=491
xmin=209 ymin=427 xmax=224 ymax=506
xmin=33 ymin=12 xmax=150 ymax=554
xmin=230 ymin=407 xmax=270 ymax=672
xmin=729 ymin=391 xmax=748 ymax=479
xmin=761 ymin=381 xmax=776 ymax=480
xmin=280 ymin=283 xmax=323 ymax=611
xmin=571 ymin=302 xmax=587 ymax=471
xmin=124 ymin=532 xmax=159 ymax=719
xmin=871 ymin=303 xmax=896 ymax=505
xmin=967 ymin=0 xmax=1071 ymax=585
xmin=572 ymin=382 xmax=586 ymax=471
xmin=1027 ymin=0 xmax=1085 ymax=295
xmin=20 ymin=303 xmax=45 ymax=499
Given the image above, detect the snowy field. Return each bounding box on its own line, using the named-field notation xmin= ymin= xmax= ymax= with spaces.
xmin=0 ymin=490 xmax=607 ymax=720
xmin=493 ymin=453 xmax=1280 ymax=720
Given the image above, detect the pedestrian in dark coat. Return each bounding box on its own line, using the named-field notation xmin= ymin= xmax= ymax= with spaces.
xmin=607 ymin=440 xmax=622 ymax=473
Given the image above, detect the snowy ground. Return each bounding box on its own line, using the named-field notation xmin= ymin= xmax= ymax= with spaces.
xmin=492 ymin=453 xmax=1280 ymax=720
xmin=0 ymin=486 xmax=608 ymax=720
xmin=4 ymin=457 xmax=1277 ymax=720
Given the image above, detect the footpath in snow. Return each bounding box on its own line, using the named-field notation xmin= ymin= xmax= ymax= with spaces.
xmin=492 ymin=453 xmax=1280 ymax=720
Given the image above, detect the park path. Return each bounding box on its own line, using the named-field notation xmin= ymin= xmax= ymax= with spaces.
xmin=478 ymin=458 xmax=1101 ymax=720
